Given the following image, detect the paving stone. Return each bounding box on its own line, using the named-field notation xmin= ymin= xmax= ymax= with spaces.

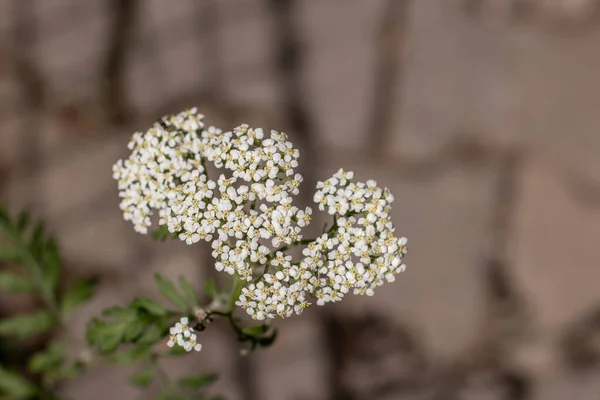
xmin=125 ymin=55 xmax=166 ymax=114
xmin=217 ymin=2 xmax=279 ymax=109
xmin=0 ymin=0 xmax=11 ymax=34
xmin=511 ymin=160 xmax=600 ymax=336
xmin=0 ymin=116 xmax=23 ymax=167
xmin=391 ymin=0 xmax=600 ymax=183
xmin=299 ymin=0 xmax=384 ymax=152
xmin=58 ymin=210 xmax=138 ymax=275
xmin=0 ymin=68 xmax=22 ymax=113
xmin=254 ymin=316 xmax=326 ymax=400
xmin=36 ymin=5 xmax=108 ymax=100
xmin=139 ymin=0 xmax=199 ymax=31
xmin=36 ymin=133 xmax=125 ymax=217
xmin=157 ymin=39 xmax=204 ymax=104
xmin=532 ymin=367 xmax=600 ymax=400
xmin=62 ymin=363 xmax=141 ymax=400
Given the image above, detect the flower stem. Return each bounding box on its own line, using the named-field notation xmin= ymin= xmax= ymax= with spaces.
xmin=227 ymin=275 xmax=246 ymax=313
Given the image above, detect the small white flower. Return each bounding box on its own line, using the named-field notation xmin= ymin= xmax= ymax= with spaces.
xmin=166 ymin=316 xmax=203 ymax=352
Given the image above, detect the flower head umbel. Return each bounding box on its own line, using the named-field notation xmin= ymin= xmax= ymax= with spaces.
xmin=112 ymin=108 xmax=206 ymax=234
xmin=114 ymin=109 xmax=408 ymax=325
xmin=167 ymin=317 xmax=202 ymax=352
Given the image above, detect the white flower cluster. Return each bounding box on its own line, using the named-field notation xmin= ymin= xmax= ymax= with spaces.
xmin=112 ymin=108 xmax=206 ymax=234
xmin=167 ymin=317 xmax=202 ymax=352
xmin=236 ymin=169 xmax=407 ymax=320
xmin=311 ymin=169 xmax=407 ymax=302
xmin=114 ymin=109 xmax=408 ymax=323
xmin=163 ymin=123 xmax=312 ymax=281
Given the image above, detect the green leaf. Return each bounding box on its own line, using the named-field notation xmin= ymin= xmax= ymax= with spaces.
xmin=0 ymin=205 xmax=8 ymax=226
xmin=102 ymin=306 xmax=136 ymax=320
xmin=42 ymin=237 xmax=61 ymax=291
xmin=131 ymin=297 xmax=168 ymax=317
xmin=156 ymin=388 xmax=185 ymax=400
xmin=203 ymin=280 xmax=216 ymax=299
xmin=122 ymin=319 xmax=148 ymax=342
xmin=0 ymin=246 xmax=21 ymax=263
xmin=0 ymin=366 xmax=37 ymax=399
xmin=257 ymin=330 xmax=278 ymax=347
xmin=155 ymin=274 xmax=187 ymax=311
xmin=130 ymin=367 xmax=154 ymax=388
xmin=28 ymin=342 xmax=67 ymax=373
xmin=242 ymin=324 xmax=269 ymax=337
xmin=85 ymin=318 xmax=102 ymax=344
xmin=114 ymin=346 xmax=152 ymax=364
xmin=136 ymin=322 xmax=167 ymax=346
xmin=29 ymin=221 xmax=45 ymax=257
xmin=16 ymin=210 xmax=30 ymax=233
xmin=86 ymin=318 xmax=109 ymax=348
xmin=61 ymin=279 xmax=97 ymax=317
xmin=88 ymin=304 xmax=160 ymax=355
xmin=61 ymin=361 xmax=85 ymax=381
xmin=86 ymin=319 xmax=125 ymax=355
xmin=86 ymin=315 xmax=140 ymax=354
xmin=0 ymin=271 xmax=35 ymax=292
xmin=151 ymin=225 xmax=176 ymax=242
xmin=167 ymin=344 xmax=188 ymax=357
xmin=0 ymin=310 xmax=54 ymax=339
xmin=178 ymin=373 xmax=217 ymax=390
xmin=178 ymin=276 xmax=198 ymax=307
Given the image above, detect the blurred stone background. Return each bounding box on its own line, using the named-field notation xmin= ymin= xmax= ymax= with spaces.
xmin=2 ymin=0 xmax=600 ymax=399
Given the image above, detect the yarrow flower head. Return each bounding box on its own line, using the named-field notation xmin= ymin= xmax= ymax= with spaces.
xmin=113 ymin=109 xmax=408 ymax=324
xmin=167 ymin=317 xmax=202 ymax=352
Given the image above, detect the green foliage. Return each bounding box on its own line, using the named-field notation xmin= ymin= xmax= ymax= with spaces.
xmin=0 ymin=366 xmax=37 ymax=399
xmin=155 ymin=274 xmax=189 ymax=311
xmin=241 ymin=323 xmax=269 ymax=337
xmin=60 ymin=279 xmax=98 ymax=317
xmin=16 ymin=210 xmax=30 ymax=233
xmin=130 ymin=367 xmax=155 ymax=388
xmin=86 ymin=297 xmax=173 ymax=356
xmin=0 ymin=271 xmax=35 ymax=292
xmin=0 ymin=204 xmax=282 ymax=400
xmin=0 ymin=205 xmax=97 ymax=398
xmin=87 ymin=312 xmax=148 ymax=355
xmin=28 ymin=342 xmax=67 ymax=374
xmin=0 ymin=245 xmax=21 ymax=263
xmin=178 ymin=276 xmax=198 ymax=308
xmin=234 ymin=321 xmax=278 ymax=352
xmin=203 ymin=280 xmax=216 ymax=300
xmin=178 ymin=374 xmax=217 ymax=390
xmin=0 ymin=310 xmax=55 ymax=339
xmin=29 ymin=221 xmax=46 ymax=260
xmin=60 ymin=361 xmax=85 ymax=382
xmin=41 ymin=237 xmax=61 ymax=292
xmin=151 ymin=225 xmax=178 ymax=242
xmin=113 ymin=346 xmax=153 ymax=364
xmin=0 ymin=207 xmax=64 ymax=311
xmin=256 ymin=330 xmax=278 ymax=347
xmin=131 ymin=297 xmax=169 ymax=317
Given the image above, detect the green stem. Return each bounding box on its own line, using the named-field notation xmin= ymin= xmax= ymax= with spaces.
xmin=268 ymin=216 xmax=339 ymax=259
xmin=227 ymin=275 xmax=245 ymax=313
xmin=153 ymin=357 xmax=179 ymax=398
